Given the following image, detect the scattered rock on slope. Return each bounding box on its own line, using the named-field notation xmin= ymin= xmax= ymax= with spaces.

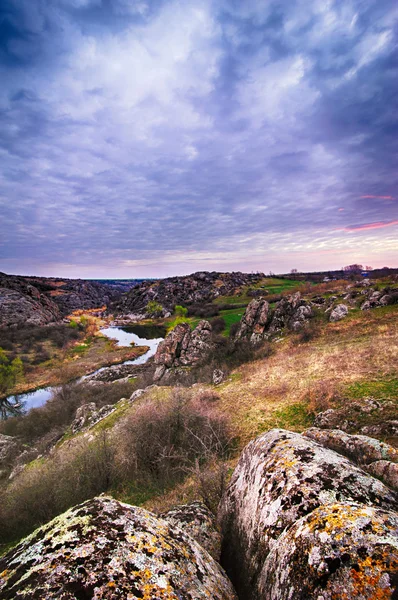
xmin=329 ymin=303 xmax=348 ymax=322
xmin=219 ymin=428 xmax=398 ymax=600
xmin=0 ymin=496 xmax=237 ymax=600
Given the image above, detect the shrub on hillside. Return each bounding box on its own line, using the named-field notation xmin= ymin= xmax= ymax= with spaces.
xmin=210 ymin=317 xmax=225 ymax=334
xmin=116 ymin=390 xmax=232 ymax=488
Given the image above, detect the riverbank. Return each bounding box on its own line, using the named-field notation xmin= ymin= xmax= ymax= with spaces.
xmin=8 ymin=335 xmax=149 ymax=398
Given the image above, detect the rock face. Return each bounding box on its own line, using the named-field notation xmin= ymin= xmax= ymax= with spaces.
xmin=0 ymin=272 xmax=120 ymax=326
xmin=235 ymin=298 xmax=269 ymax=344
xmin=154 ymin=320 xmax=214 ymax=381
xmin=161 ymin=501 xmax=222 ymax=561
xmin=219 ymin=429 xmax=398 ymax=600
xmin=0 ymin=496 xmax=237 ymax=600
xmin=329 ymin=303 xmax=349 ymax=322
xmin=112 ymin=270 xmax=265 ymax=315
xmin=304 ymin=427 xmax=398 ymax=491
xmin=304 ymin=427 xmax=398 ymax=466
xmin=0 ymin=273 xmax=61 ymax=327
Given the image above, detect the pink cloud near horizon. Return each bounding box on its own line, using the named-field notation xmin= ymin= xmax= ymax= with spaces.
xmin=342 ymin=219 xmax=398 ymax=232
xmin=360 ymin=195 xmax=395 ymax=200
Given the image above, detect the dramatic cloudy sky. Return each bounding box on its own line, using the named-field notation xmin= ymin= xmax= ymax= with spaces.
xmin=0 ymin=0 xmax=397 ymax=277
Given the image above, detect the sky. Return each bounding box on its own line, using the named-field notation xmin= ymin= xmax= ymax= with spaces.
xmin=0 ymin=0 xmax=397 ymax=279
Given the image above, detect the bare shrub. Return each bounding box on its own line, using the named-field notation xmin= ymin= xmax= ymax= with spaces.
xmin=116 ymin=390 xmax=232 ymax=489
xmin=191 ymin=458 xmax=230 ymax=514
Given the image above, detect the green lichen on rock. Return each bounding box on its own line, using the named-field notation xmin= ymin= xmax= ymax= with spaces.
xmin=0 ymin=496 xmax=237 ymax=599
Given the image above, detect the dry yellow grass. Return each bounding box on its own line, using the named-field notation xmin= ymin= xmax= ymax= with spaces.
xmin=211 ymin=305 xmax=398 ymax=446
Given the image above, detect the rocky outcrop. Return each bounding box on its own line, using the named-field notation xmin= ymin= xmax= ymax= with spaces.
xmin=329 ymin=303 xmax=348 ymax=322
xmin=112 ymin=271 xmax=265 ymax=315
xmin=154 ymin=320 xmax=214 ymax=381
xmin=304 ymin=427 xmax=398 ymax=466
xmin=235 ymin=298 xmax=269 ymax=344
xmin=84 ymin=362 xmax=148 ymax=384
xmin=71 ymin=403 xmax=116 ymax=433
xmin=0 ymin=496 xmax=237 ymax=599
xmin=219 ymin=429 xmax=398 ymax=599
xmin=0 ymin=273 xmax=61 ymax=327
xmin=268 ymin=292 xmax=313 ymax=334
xmin=0 ymin=272 xmax=120 ymax=326
xmin=161 ymin=501 xmax=222 ymax=561
xmin=0 ymin=434 xmax=22 ymax=474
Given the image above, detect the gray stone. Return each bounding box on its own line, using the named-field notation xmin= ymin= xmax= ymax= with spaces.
xmin=212 ymin=369 xmax=225 ymax=385
xmin=304 ymin=428 xmax=398 ymax=465
xmin=154 ymin=320 xmax=214 ymax=381
xmin=161 ymin=501 xmax=222 ymax=561
xmin=235 ymin=298 xmax=269 ymax=344
xmin=329 ymin=303 xmax=348 ymax=322
xmin=368 ymin=460 xmax=398 ymax=491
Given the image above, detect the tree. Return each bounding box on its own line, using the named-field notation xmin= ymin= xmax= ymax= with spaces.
xmin=145 ymin=301 xmax=163 ymax=318
xmin=0 ymin=349 xmax=24 ymax=419
xmin=342 ymin=264 xmax=363 ymax=273
xmin=290 ymin=268 xmax=298 ymax=274
xmin=174 ymin=305 xmax=188 ymax=317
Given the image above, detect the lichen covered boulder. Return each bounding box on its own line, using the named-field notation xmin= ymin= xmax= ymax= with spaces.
xmin=260 ymin=503 xmax=398 ymax=599
xmin=0 ymin=496 xmax=237 ymax=599
xmin=219 ymin=429 xmax=398 ymax=599
xmin=161 ymin=501 xmax=222 ymax=561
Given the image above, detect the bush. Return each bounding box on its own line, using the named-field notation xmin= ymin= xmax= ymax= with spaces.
xmin=174 ymin=305 xmax=188 ymax=317
xmin=229 ymin=322 xmax=240 ymax=338
xmin=146 ymin=300 xmax=164 ymax=318
xmin=210 ymin=317 xmax=225 ymax=334
xmin=116 ymin=390 xmax=232 ymax=488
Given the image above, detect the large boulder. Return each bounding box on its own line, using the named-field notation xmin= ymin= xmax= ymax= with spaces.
xmin=0 ymin=496 xmax=237 ymax=599
xmin=260 ymin=502 xmax=398 ymax=599
xmin=154 ymin=320 xmax=214 ymax=381
xmin=219 ymin=429 xmax=398 ymax=599
xmin=235 ymin=298 xmax=269 ymax=344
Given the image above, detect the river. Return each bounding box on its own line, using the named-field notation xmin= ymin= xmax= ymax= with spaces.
xmin=5 ymin=324 xmax=165 ymax=413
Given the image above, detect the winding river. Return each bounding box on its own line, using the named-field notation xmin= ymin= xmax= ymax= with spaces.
xmin=6 ymin=324 xmax=165 ymax=413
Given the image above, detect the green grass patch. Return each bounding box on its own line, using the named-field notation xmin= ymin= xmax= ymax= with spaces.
xmin=344 ymin=378 xmax=398 ymax=400
xmin=219 ymin=307 xmax=245 ymax=335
